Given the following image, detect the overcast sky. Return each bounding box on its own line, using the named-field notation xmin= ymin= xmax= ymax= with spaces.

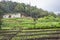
xmin=1 ymin=0 xmax=60 ymax=14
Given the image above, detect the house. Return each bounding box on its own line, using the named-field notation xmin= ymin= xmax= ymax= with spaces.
xmin=3 ymin=13 xmax=31 ymax=18
xmin=3 ymin=13 xmax=21 ymax=18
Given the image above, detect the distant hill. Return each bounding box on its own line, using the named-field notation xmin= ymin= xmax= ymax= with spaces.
xmin=0 ymin=1 xmax=57 ymax=18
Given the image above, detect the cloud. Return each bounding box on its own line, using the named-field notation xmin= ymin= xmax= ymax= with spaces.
xmin=36 ymin=0 xmax=60 ymax=11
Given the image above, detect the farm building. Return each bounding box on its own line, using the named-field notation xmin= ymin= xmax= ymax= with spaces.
xmin=3 ymin=13 xmax=21 ymax=18
xmin=3 ymin=13 xmax=31 ymax=18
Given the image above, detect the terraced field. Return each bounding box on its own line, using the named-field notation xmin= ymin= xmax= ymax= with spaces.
xmin=0 ymin=29 xmax=60 ymax=40
xmin=2 ymin=18 xmax=60 ymax=29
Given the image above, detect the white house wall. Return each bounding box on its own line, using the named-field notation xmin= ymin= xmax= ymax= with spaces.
xmin=3 ymin=13 xmax=21 ymax=18
xmin=11 ymin=14 xmax=21 ymax=18
xmin=3 ymin=14 xmax=9 ymax=18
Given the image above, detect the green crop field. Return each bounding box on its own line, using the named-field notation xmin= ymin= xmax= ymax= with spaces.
xmin=1 ymin=16 xmax=60 ymax=29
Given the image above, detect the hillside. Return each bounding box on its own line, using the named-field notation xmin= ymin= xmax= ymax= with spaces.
xmin=0 ymin=1 xmax=57 ymax=18
xmin=1 ymin=16 xmax=60 ymax=29
xmin=0 ymin=1 xmax=60 ymax=30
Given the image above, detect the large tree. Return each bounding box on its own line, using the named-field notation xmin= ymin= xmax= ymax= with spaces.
xmin=0 ymin=2 xmax=5 ymax=29
xmin=0 ymin=9 xmax=4 ymax=29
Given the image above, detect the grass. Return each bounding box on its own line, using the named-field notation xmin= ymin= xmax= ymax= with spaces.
xmin=0 ymin=17 xmax=60 ymax=40
xmin=1 ymin=17 xmax=60 ymax=29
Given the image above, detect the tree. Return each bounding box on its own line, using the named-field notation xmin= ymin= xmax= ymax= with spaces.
xmin=14 ymin=3 xmax=24 ymax=12
xmin=48 ymin=12 xmax=56 ymax=17
xmin=29 ymin=7 xmax=39 ymax=27
xmin=14 ymin=3 xmax=26 ymax=17
xmin=0 ymin=9 xmax=4 ymax=29
xmin=0 ymin=2 xmax=5 ymax=29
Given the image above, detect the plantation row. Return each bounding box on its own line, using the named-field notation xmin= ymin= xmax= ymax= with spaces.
xmin=1 ymin=17 xmax=60 ymax=29
xmin=1 ymin=16 xmax=60 ymax=29
xmin=0 ymin=29 xmax=60 ymax=40
xmin=12 ymin=29 xmax=60 ymax=40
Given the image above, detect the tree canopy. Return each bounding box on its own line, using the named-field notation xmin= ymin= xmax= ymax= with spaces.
xmin=0 ymin=1 xmax=57 ymax=18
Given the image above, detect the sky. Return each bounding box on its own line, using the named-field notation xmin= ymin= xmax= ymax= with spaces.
xmin=0 ymin=0 xmax=60 ymax=14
